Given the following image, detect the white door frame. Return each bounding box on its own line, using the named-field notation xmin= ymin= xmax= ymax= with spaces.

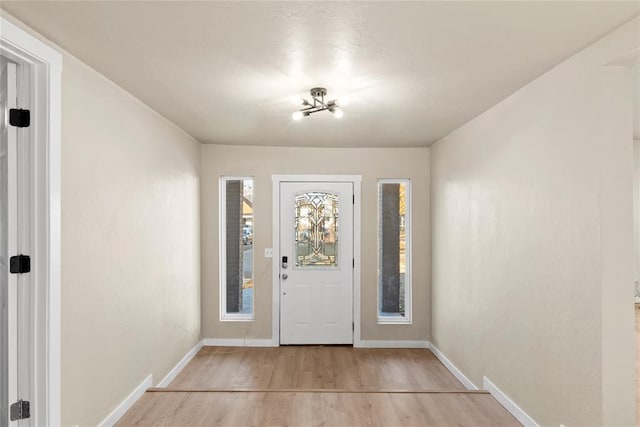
xmin=0 ymin=17 xmax=62 ymax=426
xmin=272 ymin=175 xmax=361 ymax=346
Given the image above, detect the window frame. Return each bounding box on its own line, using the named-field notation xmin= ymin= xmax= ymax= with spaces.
xmin=219 ymin=176 xmax=255 ymax=321
xmin=377 ymin=178 xmax=412 ymax=324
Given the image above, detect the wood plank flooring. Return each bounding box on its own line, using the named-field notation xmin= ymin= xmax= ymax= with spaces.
xmin=117 ymin=390 xmax=520 ymax=426
xmin=167 ymin=346 xmax=467 ymax=391
xmin=116 ymin=347 xmax=521 ymax=426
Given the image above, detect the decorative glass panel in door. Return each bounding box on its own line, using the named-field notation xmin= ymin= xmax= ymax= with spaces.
xmin=294 ymin=192 xmax=338 ymax=268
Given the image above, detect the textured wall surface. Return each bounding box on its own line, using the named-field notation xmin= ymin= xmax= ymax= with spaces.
xmin=60 ymin=54 xmax=201 ymax=426
xmin=200 ymin=146 xmax=430 ymax=343
xmin=431 ymin=17 xmax=638 ymax=427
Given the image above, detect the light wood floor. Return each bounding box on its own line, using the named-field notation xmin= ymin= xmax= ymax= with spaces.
xmin=117 ymin=347 xmax=521 ymax=426
xmin=117 ymin=390 xmax=519 ymax=426
xmin=167 ymin=346 xmax=467 ymax=391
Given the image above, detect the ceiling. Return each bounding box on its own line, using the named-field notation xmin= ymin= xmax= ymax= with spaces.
xmin=3 ymin=1 xmax=640 ymax=147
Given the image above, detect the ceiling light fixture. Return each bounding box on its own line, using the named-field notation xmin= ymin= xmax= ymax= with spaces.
xmin=292 ymin=87 xmax=344 ymax=120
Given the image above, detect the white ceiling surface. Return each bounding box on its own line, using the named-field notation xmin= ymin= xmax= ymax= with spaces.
xmin=3 ymin=2 xmax=640 ymax=147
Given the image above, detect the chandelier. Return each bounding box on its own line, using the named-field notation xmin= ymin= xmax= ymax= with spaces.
xmin=292 ymin=88 xmax=344 ymax=120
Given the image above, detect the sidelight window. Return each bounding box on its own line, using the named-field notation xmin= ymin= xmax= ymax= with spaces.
xmin=378 ymin=179 xmax=412 ymax=323
xmin=220 ymin=177 xmax=254 ymax=320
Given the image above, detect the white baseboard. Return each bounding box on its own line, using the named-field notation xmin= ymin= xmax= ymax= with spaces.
xmin=355 ymin=340 xmax=430 ymax=348
xmin=98 ymin=374 xmax=152 ymax=427
xmin=483 ymin=377 xmax=538 ymax=427
xmin=157 ymin=340 xmax=204 ymax=387
xmin=202 ymin=338 xmax=277 ymax=347
xmin=428 ymin=343 xmax=478 ymax=390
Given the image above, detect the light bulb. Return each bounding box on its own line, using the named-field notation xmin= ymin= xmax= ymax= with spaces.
xmin=333 ymin=108 xmax=344 ymax=119
xmin=292 ymin=111 xmax=303 ymax=121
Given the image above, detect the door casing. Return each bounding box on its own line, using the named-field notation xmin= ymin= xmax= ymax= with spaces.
xmin=0 ymin=17 xmax=62 ymax=427
xmin=2 ymin=55 xmax=33 ymax=427
xmin=271 ymin=175 xmax=361 ymax=346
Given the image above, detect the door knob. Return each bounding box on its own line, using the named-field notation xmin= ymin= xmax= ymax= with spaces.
xmin=281 ymin=273 xmax=288 ymax=280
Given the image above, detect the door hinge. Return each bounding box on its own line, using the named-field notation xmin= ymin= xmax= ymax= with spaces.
xmin=352 ymin=258 xmax=355 ymax=268
xmin=9 ymin=109 xmax=31 ymax=128
xmin=10 ymin=400 xmax=30 ymax=421
xmin=10 ymin=255 xmax=31 ymax=274
xmin=352 ymin=194 xmax=355 ymax=204
xmin=352 ymin=322 xmax=355 ymax=331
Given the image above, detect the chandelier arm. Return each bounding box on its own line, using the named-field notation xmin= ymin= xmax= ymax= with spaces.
xmin=306 ymin=106 xmax=329 ymax=115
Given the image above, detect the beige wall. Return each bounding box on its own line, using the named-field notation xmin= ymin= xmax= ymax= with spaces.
xmin=201 ymin=145 xmax=429 ymax=342
xmin=61 ymin=54 xmax=201 ymax=427
xmin=1 ymin=12 xmax=202 ymax=426
xmin=430 ymin=17 xmax=638 ymax=427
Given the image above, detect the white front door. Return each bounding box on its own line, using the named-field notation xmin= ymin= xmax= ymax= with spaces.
xmin=279 ymin=181 xmax=353 ymax=344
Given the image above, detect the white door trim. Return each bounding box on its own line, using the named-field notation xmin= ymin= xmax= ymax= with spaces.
xmin=0 ymin=17 xmax=62 ymax=426
xmin=272 ymin=175 xmax=361 ymax=346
